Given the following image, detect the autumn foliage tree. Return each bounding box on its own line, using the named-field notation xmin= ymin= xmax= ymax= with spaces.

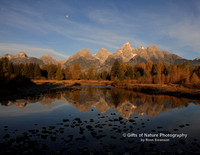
xmin=64 ymin=65 xmax=71 ymax=80
xmin=71 ymin=64 xmax=81 ymax=80
xmin=87 ymin=66 xmax=95 ymax=80
xmin=111 ymin=60 xmax=121 ymax=80
xmin=56 ymin=64 xmax=64 ymax=80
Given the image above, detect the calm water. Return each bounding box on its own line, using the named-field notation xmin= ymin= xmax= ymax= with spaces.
xmin=0 ymin=87 xmax=200 ymax=154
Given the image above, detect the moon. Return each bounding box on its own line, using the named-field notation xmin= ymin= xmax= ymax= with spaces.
xmin=65 ymin=15 xmax=69 ymax=19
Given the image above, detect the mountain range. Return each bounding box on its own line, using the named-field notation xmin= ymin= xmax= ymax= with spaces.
xmin=1 ymin=42 xmax=200 ymax=71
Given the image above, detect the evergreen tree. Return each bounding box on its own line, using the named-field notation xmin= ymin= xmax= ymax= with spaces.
xmin=120 ymin=62 xmax=127 ymax=80
xmin=56 ymin=64 xmax=63 ymax=80
xmin=34 ymin=64 xmax=41 ymax=79
xmin=179 ymin=62 xmax=190 ymax=84
xmin=29 ymin=63 xmax=35 ymax=79
xmin=7 ymin=62 xmax=14 ymax=77
xmin=24 ymin=64 xmax=30 ymax=78
xmin=151 ymin=60 xmax=163 ymax=84
xmin=47 ymin=64 xmax=57 ymax=79
xmin=111 ymin=60 xmax=121 ymax=80
xmin=0 ymin=59 xmax=4 ymax=81
xmin=101 ymin=70 xmax=108 ymax=80
xmin=190 ymin=72 xmax=199 ymax=84
xmin=126 ymin=65 xmax=134 ymax=80
xmin=64 ymin=65 xmax=71 ymax=80
xmin=1 ymin=57 xmax=9 ymax=78
xmin=87 ymin=66 xmax=95 ymax=80
xmin=71 ymin=64 xmax=81 ymax=80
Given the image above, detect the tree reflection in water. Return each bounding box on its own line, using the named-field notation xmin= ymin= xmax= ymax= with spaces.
xmin=1 ymin=87 xmax=198 ymax=119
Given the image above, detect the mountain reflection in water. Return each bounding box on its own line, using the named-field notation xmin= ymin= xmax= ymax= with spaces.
xmin=1 ymin=87 xmax=199 ymax=119
xmin=0 ymin=87 xmax=200 ymax=154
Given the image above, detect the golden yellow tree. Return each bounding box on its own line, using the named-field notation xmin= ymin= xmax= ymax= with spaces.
xmin=190 ymin=72 xmax=199 ymax=84
xmin=71 ymin=64 xmax=81 ymax=80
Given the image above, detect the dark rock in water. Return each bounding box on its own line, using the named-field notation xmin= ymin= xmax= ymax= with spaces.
xmin=91 ymin=131 xmax=97 ymax=137
xmin=50 ymin=135 xmax=56 ymax=141
xmin=191 ymin=142 xmax=197 ymax=146
xmin=68 ymin=135 xmax=73 ymax=139
xmin=152 ymin=130 xmax=156 ymax=132
xmin=128 ymin=139 xmax=134 ymax=143
xmin=79 ymin=127 xmax=85 ymax=131
xmin=76 ymin=136 xmax=86 ymax=140
xmin=179 ymin=139 xmax=185 ymax=145
xmin=56 ymin=123 xmax=63 ymax=125
xmin=129 ymin=119 xmax=135 ymax=123
xmin=157 ymin=126 xmax=163 ymax=129
xmin=90 ymin=119 xmax=94 ymax=122
xmin=139 ymin=144 xmax=146 ymax=153
xmin=63 ymin=119 xmax=69 ymax=122
xmin=41 ymin=134 xmax=48 ymax=139
xmin=111 ymin=113 xmax=116 ymax=115
xmin=3 ymin=134 xmax=10 ymax=139
xmin=185 ymin=124 xmax=190 ymax=126
xmin=16 ymin=133 xmax=28 ymax=142
xmin=96 ymin=134 xmax=106 ymax=139
xmin=49 ymin=126 xmax=56 ymax=130
xmin=193 ymin=138 xmax=197 ymax=141
xmin=149 ymin=143 xmax=156 ymax=147
xmin=179 ymin=125 xmax=184 ymax=128
xmin=119 ymin=117 xmax=123 ymax=121
xmin=126 ymin=144 xmax=135 ymax=150
xmin=74 ymin=118 xmax=81 ymax=121
xmin=110 ymin=136 xmax=117 ymax=139
xmin=169 ymin=143 xmax=177 ymax=147
xmin=86 ymin=125 xmax=93 ymax=130
xmin=175 ymin=149 xmax=184 ymax=155
xmin=109 ymin=144 xmax=116 ymax=149
xmin=173 ymin=129 xmax=179 ymax=131
xmin=116 ymin=129 xmax=122 ymax=133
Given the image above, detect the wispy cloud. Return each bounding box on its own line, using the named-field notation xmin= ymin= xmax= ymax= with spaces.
xmin=0 ymin=0 xmax=200 ymax=59
xmin=0 ymin=43 xmax=68 ymax=60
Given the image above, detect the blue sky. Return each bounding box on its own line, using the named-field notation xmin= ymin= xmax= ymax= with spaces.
xmin=0 ymin=0 xmax=200 ymax=60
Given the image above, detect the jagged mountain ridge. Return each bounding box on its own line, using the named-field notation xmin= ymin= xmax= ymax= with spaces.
xmin=128 ymin=45 xmax=185 ymax=65
xmin=104 ymin=42 xmax=136 ymax=67
xmin=64 ymin=48 xmax=101 ymax=71
xmin=40 ymin=54 xmax=57 ymax=65
xmin=1 ymin=51 xmax=45 ymax=65
xmin=1 ymin=51 xmax=67 ymax=65
xmin=1 ymin=42 xmax=200 ymax=70
xmin=93 ymin=48 xmax=111 ymax=64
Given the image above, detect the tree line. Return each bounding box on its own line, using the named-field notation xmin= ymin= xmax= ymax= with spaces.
xmin=110 ymin=60 xmax=200 ymax=85
xmin=0 ymin=57 xmax=200 ymax=86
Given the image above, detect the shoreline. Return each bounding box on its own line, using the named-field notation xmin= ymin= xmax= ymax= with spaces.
xmin=114 ymin=83 xmax=200 ymax=100
xmin=0 ymin=80 xmax=200 ymax=101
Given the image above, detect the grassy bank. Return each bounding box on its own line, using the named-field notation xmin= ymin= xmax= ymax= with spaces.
xmin=113 ymin=82 xmax=200 ymax=100
xmin=1 ymin=79 xmax=200 ymax=101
